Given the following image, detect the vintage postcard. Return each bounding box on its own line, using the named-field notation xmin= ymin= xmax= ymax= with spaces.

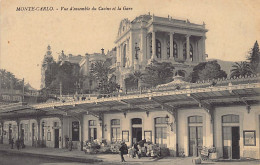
xmin=0 ymin=0 xmax=259 ymax=164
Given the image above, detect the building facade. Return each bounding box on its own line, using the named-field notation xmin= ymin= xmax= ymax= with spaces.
xmin=115 ymin=14 xmax=207 ymax=89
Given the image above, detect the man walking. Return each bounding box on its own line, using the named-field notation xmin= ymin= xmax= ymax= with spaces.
xmin=119 ymin=142 xmax=127 ymax=162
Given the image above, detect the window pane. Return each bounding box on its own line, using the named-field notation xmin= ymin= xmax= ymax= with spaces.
xmin=196 ymin=116 xmax=203 ymax=123
xmin=232 ymin=115 xmax=239 ymax=123
xmin=111 ymin=119 xmax=120 ymax=125
xmin=189 ymin=116 xmax=196 ymax=123
xmin=222 ymin=115 xmax=239 ymax=123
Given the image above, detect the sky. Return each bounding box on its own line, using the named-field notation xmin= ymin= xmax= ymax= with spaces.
xmin=0 ymin=0 xmax=260 ymax=89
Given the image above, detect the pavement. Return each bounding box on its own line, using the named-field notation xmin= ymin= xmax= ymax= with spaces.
xmin=0 ymin=144 xmax=260 ymax=165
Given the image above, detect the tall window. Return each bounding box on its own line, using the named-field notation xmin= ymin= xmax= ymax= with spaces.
xmin=150 ymin=39 xmax=152 ymax=57
xmin=111 ymin=119 xmax=120 ymax=142
xmin=156 ymin=39 xmax=161 ymax=58
xmin=173 ymin=42 xmax=178 ymax=58
xmin=88 ymin=120 xmax=97 ymax=141
xmin=72 ymin=121 xmax=79 ymax=141
xmin=167 ymin=41 xmax=170 ymax=58
xmin=154 ymin=117 xmax=168 ymax=147
xmin=190 ymin=44 xmax=193 ymax=61
xmin=183 ymin=43 xmax=193 ymax=61
xmin=41 ymin=122 xmax=45 ymax=139
xmin=123 ymin=44 xmax=126 ymax=67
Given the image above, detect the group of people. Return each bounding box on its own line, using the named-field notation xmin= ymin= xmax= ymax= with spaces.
xmin=9 ymin=138 xmax=25 ymax=150
xmin=119 ymin=140 xmax=146 ymax=162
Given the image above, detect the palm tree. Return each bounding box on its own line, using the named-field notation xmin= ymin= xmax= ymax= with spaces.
xmin=230 ymin=61 xmax=253 ymax=78
xmin=125 ymin=71 xmax=143 ymax=90
xmin=90 ymin=60 xmax=117 ymax=94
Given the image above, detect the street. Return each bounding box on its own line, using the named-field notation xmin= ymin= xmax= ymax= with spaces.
xmin=0 ymin=152 xmax=86 ymax=165
xmin=0 ymin=151 xmax=260 ymax=165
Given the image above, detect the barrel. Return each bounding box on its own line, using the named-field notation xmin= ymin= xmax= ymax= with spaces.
xmin=192 ymin=157 xmax=202 ymax=164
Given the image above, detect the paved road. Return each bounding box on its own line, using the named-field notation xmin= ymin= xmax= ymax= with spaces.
xmin=0 ymin=152 xmax=86 ymax=165
xmin=1 ymin=152 xmax=259 ymax=165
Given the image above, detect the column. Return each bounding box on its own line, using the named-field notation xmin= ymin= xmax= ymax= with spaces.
xmin=186 ymin=35 xmax=190 ymax=62
xmin=201 ymin=36 xmax=206 ymax=61
xmin=141 ymin=28 xmax=146 ymax=64
xmin=116 ymin=45 xmax=120 ymax=66
xmin=79 ymin=116 xmax=83 ymax=151
xmin=36 ymin=117 xmax=41 ymax=147
xmin=170 ymin=32 xmax=174 ymax=60
xmin=126 ymin=39 xmax=129 ymax=68
xmin=60 ymin=117 xmax=63 ymax=148
xmin=129 ymin=33 xmax=133 ymax=67
xmin=152 ymin=31 xmax=156 ymax=60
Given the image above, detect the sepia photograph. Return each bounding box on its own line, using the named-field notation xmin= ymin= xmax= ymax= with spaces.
xmin=0 ymin=0 xmax=260 ymax=164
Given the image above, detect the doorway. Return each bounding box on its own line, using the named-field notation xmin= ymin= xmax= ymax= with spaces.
xmin=222 ymin=126 xmax=240 ymax=159
xmin=132 ymin=128 xmax=142 ymax=144
xmin=54 ymin=129 xmax=59 ymax=148
xmin=188 ymin=116 xmax=203 ymax=157
xmin=189 ymin=126 xmax=203 ymax=156
xmin=131 ymin=118 xmax=142 ymax=144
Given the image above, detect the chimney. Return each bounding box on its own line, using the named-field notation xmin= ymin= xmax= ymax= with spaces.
xmin=101 ymin=48 xmax=104 ymax=55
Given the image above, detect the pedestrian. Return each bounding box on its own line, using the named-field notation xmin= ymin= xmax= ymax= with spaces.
xmin=119 ymin=142 xmax=127 ymax=162
xmin=16 ymin=138 xmax=20 ymax=150
xmin=68 ymin=138 xmax=73 ymax=151
xmin=10 ymin=138 xmax=14 ymax=149
xmin=133 ymin=143 xmax=140 ymax=159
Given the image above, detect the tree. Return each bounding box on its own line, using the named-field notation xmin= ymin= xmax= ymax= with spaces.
xmin=230 ymin=61 xmax=253 ymax=78
xmin=0 ymin=69 xmax=27 ymax=90
xmin=141 ymin=60 xmax=175 ymax=87
xmin=188 ymin=61 xmax=227 ymax=82
xmin=125 ymin=71 xmax=143 ymax=90
xmin=90 ymin=59 xmax=119 ymax=94
xmin=45 ymin=61 xmax=80 ymax=95
xmin=247 ymin=40 xmax=260 ymax=74
xmin=187 ymin=62 xmax=207 ymax=83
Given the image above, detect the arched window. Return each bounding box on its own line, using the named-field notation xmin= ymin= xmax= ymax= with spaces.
xmin=222 ymin=115 xmax=239 ymax=123
xmin=173 ymin=42 xmax=178 ymax=58
xmin=88 ymin=120 xmax=97 ymax=141
xmin=150 ymin=39 xmax=152 ymax=57
xmin=111 ymin=119 xmax=120 ymax=142
xmin=167 ymin=41 xmax=170 ymax=58
xmin=156 ymin=39 xmax=161 ymax=58
xmin=183 ymin=43 xmax=193 ymax=60
xmin=123 ymin=44 xmax=126 ymax=67
xmin=190 ymin=44 xmax=193 ymax=61
xmin=154 ymin=117 xmax=167 ymax=147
